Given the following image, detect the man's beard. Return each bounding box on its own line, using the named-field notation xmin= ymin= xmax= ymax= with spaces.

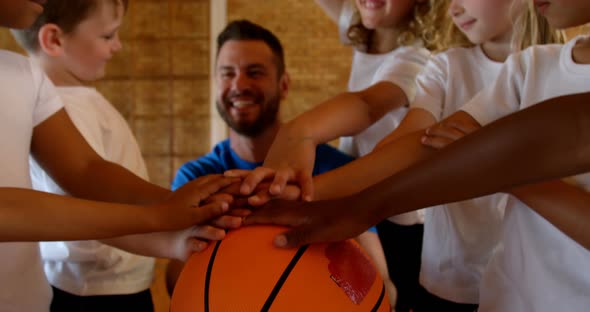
xmin=217 ymin=93 xmax=280 ymax=137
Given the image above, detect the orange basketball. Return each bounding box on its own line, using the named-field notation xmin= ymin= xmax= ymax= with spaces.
xmin=171 ymin=225 xmax=389 ymax=312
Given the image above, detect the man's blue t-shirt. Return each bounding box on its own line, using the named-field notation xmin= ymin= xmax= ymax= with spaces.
xmin=172 ymin=139 xmax=355 ymax=190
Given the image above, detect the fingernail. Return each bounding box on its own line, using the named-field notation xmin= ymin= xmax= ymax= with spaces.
xmin=274 ymin=235 xmax=287 ymax=247
xmin=241 ymin=186 xmax=251 ymax=194
xmin=195 ymin=241 xmax=206 ymax=251
xmin=250 ymin=195 xmax=260 ymax=203
xmin=303 ymin=195 xmax=312 ymax=202
xmin=221 ymin=202 xmax=229 ymax=212
xmin=270 ymin=185 xmax=281 ymax=195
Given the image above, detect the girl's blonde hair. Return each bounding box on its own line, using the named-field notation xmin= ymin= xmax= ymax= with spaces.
xmin=441 ymin=1 xmax=564 ymax=52
xmin=511 ymin=0 xmax=565 ymax=51
xmin=346 ymin=0 xmax=456 ymax=52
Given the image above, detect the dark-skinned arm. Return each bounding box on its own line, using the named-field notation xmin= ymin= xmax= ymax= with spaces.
xmin=245 ymin=92 xmax=590 ymax=247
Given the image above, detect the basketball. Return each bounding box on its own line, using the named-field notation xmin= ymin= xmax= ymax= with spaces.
xmin=170 ymin=225 xmax=389 ymax=311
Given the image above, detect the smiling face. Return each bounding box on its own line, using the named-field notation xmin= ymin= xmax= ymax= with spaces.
xmin=0 ymin=0 xmax=46 ymax=28
xmin=354 ymin=0 xmax=418 ymax=29
xmin=215 ymin=40 xmax=287 ymax=137
xmin=448 ymin=0 xmax=517 ymax=45
xmin=59 ymin=1 xmax=124 ymax=83
xmin=533 ymin=0 xmax=590 ymax=29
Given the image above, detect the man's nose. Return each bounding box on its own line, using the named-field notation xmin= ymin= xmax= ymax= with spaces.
xmin=231 ymin=73 xmax=251 ymax=92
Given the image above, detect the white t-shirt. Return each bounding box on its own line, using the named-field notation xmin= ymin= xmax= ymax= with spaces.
xmin=461 ymin=36 xmax=590 ymax=312
xmin=338 ymin=44 xmax=430 ymax=226
xmin=30 ymin=87 xmax=155 ymax=296
xmin=411 ymin=45 xmax=508 ymax=304
xmin=0 ymin=50 xmax=63 ymax=312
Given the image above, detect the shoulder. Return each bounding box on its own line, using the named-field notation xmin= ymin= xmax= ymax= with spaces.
xmin=376 ymin=46 xmax=431 ymax=75
xmin=503 ymin=43 xmax=564 ymax=73
xmin=390 ymin=45 xmax=431 ymax=61
xmin=513 ymin=43 xmax=563 ymax=60
xmin=432 ymin=46 xmax=479 ymax=63
xmin=0 ymin=51 xmax=43 ymax=84
xmin=420 ymin=46 xmax=483 ymax=76
xmin=0 ymin=50 xmax=31 ymax=68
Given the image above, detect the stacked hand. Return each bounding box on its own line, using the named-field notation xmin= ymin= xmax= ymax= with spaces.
xmin=421 ymin=117 xmax=480 ymax=149
xmin=232 ymin=124 xmax=318 ymax=202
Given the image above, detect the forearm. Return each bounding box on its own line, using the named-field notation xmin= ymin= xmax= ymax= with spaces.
xmin=286 ymin=83 xmax=409 ymax=145
xmin=65 ymin=159 xmax=171 ymax=204
xmin=101 ymin=231 xmax=173 ymax=259
xmin=283 ymin=93 xmax=375 ymax=146
xmin=314 ymin=130 xmax=435 ymax=200
xmin=510 ymin=181 xmax=590 ymax=251
xmin=360 ymin=92 xmax=590 ymax=222
xmin=0 ymin=188 xmax=158 ymax=242
xmin=31 ymin=110 xmax=171 ymax=205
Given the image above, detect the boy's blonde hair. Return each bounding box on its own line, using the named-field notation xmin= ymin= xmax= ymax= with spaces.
xmin=511 ymin=1 xmax=565 ymax=51
xmin=12 ymin=0 xmax=128 ymax=53
xmin=346 ymin=0 xmax=455 ymax=52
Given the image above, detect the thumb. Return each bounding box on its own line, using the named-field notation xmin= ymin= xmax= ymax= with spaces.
xmin=190 ymin=201 xmax=229 ymax=225
xmin=299 ymin=174 xmax=314 ymax=202
xmin=274 ymin=225 xmax=322 ymax=248
xmin=189 ymin=238 xmax=208 ymax=253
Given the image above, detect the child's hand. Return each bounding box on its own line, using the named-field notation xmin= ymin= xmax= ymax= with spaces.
xmin=225 ymin=125 xmax=317 ymax=202
xmin=243 ymin=194 xmax=375 ymax=248
xmin=247 ymin=182 xmax=302 ymax=206
xmin=163 ymin=225 xmax=226 ymax=261
xmin=167 ymin=208 xmax=254 ymax=261
xmin=421 ymin=118 xmax=480 ymax=149
xmin=214 ymin=175 xmax=302 ymax=206
xmin=152 ymin=175 xmax=239 ymax=231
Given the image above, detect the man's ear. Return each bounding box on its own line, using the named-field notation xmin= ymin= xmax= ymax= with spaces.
xmin=38 ymin=23 xmax=66 ymax=57
xmin=279 ymin=71 xmax=290 ymax=100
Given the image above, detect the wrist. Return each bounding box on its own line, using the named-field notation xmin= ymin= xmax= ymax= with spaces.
xmin=347 ymin=193 xmax=381 ymax=229
xmin=281 ymin=119 xmax=321 ymax=146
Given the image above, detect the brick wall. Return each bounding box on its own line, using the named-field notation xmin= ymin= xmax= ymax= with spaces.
xmin=228 ymin=0 xmax=352 ymax=123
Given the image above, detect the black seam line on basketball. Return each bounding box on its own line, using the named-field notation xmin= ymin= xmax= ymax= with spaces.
xmin=370 ymin=284 xmax=386 ymax=312
xmin=204 ymin=240 xmax=223 ymax=312
xmin=260 ymin=244 xmax=310 ymax=312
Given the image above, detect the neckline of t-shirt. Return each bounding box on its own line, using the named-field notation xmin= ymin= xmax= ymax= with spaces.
xmin=226 ymin=141 xmax=263 ymax=168
xmin=57 ymin=85 xmax=96 ymax=93
xmin=474 ymin=45 xmax=504 ymax=70
xmin=561 ymin=35 xmax=590 ymax=76
xmin=353 ymin=41 xmax=423 ymax=58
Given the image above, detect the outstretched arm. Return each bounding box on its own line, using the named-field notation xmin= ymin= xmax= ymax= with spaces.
xmin=245 ymin=92 xmax=590 ymax=247
xmin=236 ymin=82 xmax=411 ymax=200
xmin=0 ymin=109 xmax=236 ymax=242
xmin=0 ymin=185 xmax=229 ymax=242
xmin=364 ymin=92 xmax=590 ymax=212
xmin=314 ymin=0 xmax=345 ymax=23
xmin=510 ymin=181 xmax=590 ymax=251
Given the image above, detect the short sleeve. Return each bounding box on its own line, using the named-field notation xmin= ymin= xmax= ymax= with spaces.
xmin=410 ymin=54 xmax=449 ymax=121
xmin=31 ymin=59 xmax=63 ymax=126
xmin=373 ymin=46 xmax=430 ymax=102
xmin=461 ymin=52 xmax=527 ymax=126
